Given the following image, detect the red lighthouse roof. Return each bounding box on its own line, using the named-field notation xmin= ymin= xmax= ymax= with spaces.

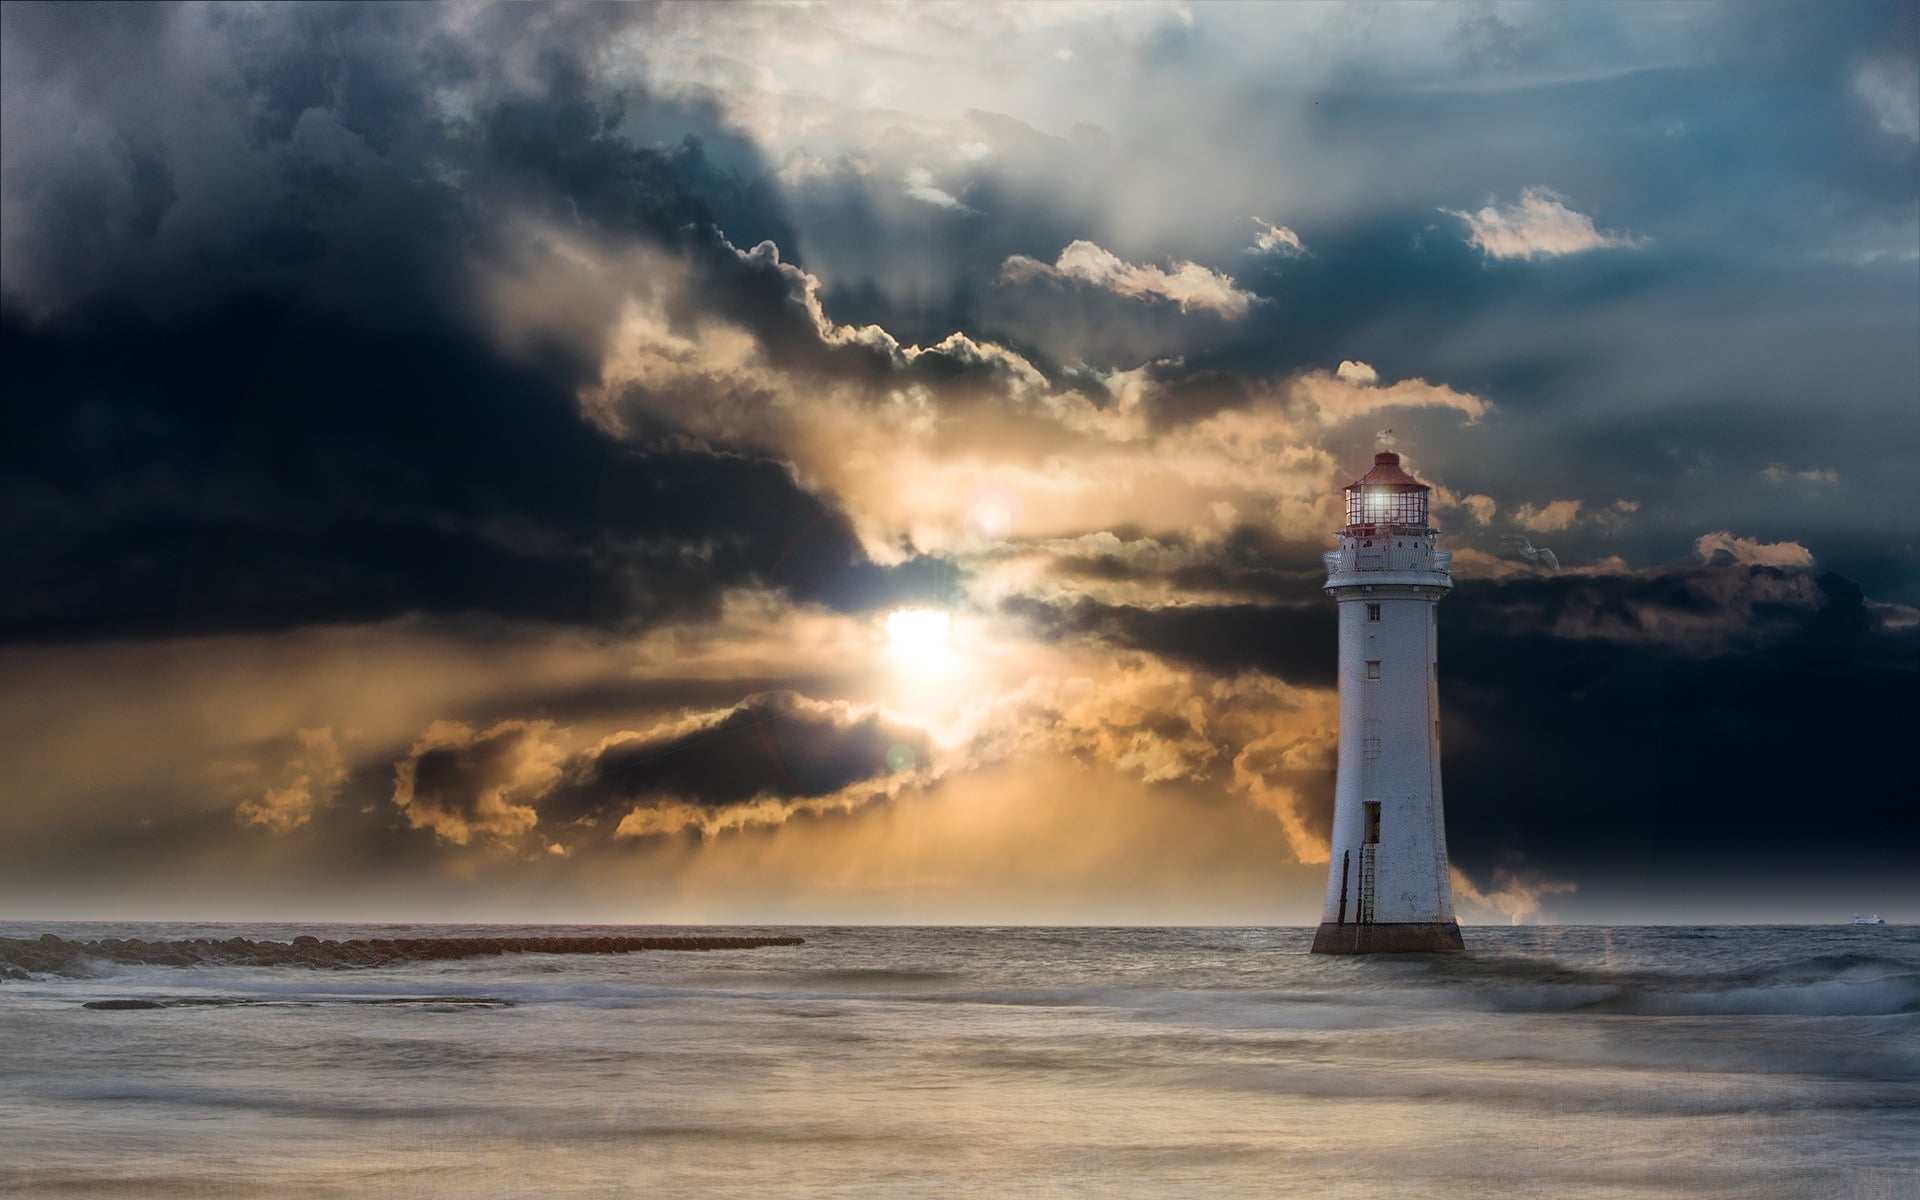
xmin=1346 ymin=451 xmax=1427 ymax=492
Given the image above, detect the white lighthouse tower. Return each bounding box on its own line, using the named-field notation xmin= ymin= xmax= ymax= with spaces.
xmin=1311 ymin=452 xmax=1464 ymax=954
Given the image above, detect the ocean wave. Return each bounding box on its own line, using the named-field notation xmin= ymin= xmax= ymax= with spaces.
xmin=1334 ymin=944 xmax=1920 ymax=1018
xmin=1605 ymin=974 xmax=1920 ymax=1017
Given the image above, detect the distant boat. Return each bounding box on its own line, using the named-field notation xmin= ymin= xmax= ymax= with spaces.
xmin=1850 ymin=915 xmax=1886 ymax=926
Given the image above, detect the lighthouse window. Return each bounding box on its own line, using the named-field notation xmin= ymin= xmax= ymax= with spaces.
xmin=1366 ymin=603 xmax=1381 ymax=622
xmin=1365 ymin=660 xmax=1381 ymax=680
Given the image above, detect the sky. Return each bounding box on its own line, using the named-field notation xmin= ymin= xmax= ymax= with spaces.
xmin=2 ymin=0 xmax=1916 ymax=925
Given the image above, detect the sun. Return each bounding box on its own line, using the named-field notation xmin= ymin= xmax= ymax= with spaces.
xmin=884 ymin=607 xmax=951 ymax=660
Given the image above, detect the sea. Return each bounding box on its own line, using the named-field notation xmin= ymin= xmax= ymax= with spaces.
xmin=2 ymin=923 xmax=1915 ymax=1199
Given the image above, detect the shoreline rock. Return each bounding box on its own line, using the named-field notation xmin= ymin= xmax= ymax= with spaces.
xmin=0 ymin=934 xmax=804 ymax=978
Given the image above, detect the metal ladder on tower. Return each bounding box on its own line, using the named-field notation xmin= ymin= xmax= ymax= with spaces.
xmin=1356 ymin=845 xmax=1377 ymax=925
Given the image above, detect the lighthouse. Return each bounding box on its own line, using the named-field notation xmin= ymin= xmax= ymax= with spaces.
xmin=1311 ymin=452 xmax=1464 ymax=954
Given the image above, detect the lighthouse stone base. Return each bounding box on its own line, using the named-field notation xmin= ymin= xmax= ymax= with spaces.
xmin=1311 ymin=921 xmax=1464 ymax=954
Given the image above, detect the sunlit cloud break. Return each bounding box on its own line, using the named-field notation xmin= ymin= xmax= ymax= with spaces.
xmin=1000 ymin=240 xmax=1259 ymax=317
xmin=1248 ymin=217 xmax=1308 ymax=256
xmin=1444 ymin=187 xmax=1643 ymax=260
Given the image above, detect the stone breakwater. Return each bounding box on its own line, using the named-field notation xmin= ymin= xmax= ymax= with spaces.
xmin=0 ymin=933 xmax=805 ymax=979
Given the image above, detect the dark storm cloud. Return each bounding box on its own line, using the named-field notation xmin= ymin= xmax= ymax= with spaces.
xmin=1439 ymin=566 xmax=1920 ymax=881
xmin=1036 ymin=523 xmax=1328 ymax=602
xmin=1004 ymin=521 xmax=1342 ymax=676
xmin=561 ymin=692 xmax=930 ymax=820
xmin=1006 ymin=594 xmax=1334 ymax=688
xmin=1011 ymin=549 xmax=1918 ymax=885
xmin=1132 ymin=366 xmax=1257 ymax=431
xmin=0 ymin=2 xmax=952 ymax=641
xmin=1444 ymin=560 xmax=1835 ymax=652
xmin=0 ymin=296 xmax=929 ymax=638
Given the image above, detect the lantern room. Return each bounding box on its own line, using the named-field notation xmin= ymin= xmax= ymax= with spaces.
xmin=1343 ymin=452 xmax=1431 ymax=533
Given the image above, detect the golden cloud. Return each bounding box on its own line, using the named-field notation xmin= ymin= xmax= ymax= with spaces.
xmin=1693 ymin=530 xmax=1814 ymax=568
xmin=1513 ymin=498 xmax=1583 ymax=532
xmin=393 ymin=720 xmax=568 ymax=845
xmin=1450 ymin=864 xmax=1577 ymax=925
xmin=579 ymin=238 xmax=1492 ymax=559
xmin=233 ymin=727 xmax=349 ymax=833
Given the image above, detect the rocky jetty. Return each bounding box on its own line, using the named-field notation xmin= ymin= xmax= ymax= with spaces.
xmin=0 ymin=933 xmax=804 ymax=979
